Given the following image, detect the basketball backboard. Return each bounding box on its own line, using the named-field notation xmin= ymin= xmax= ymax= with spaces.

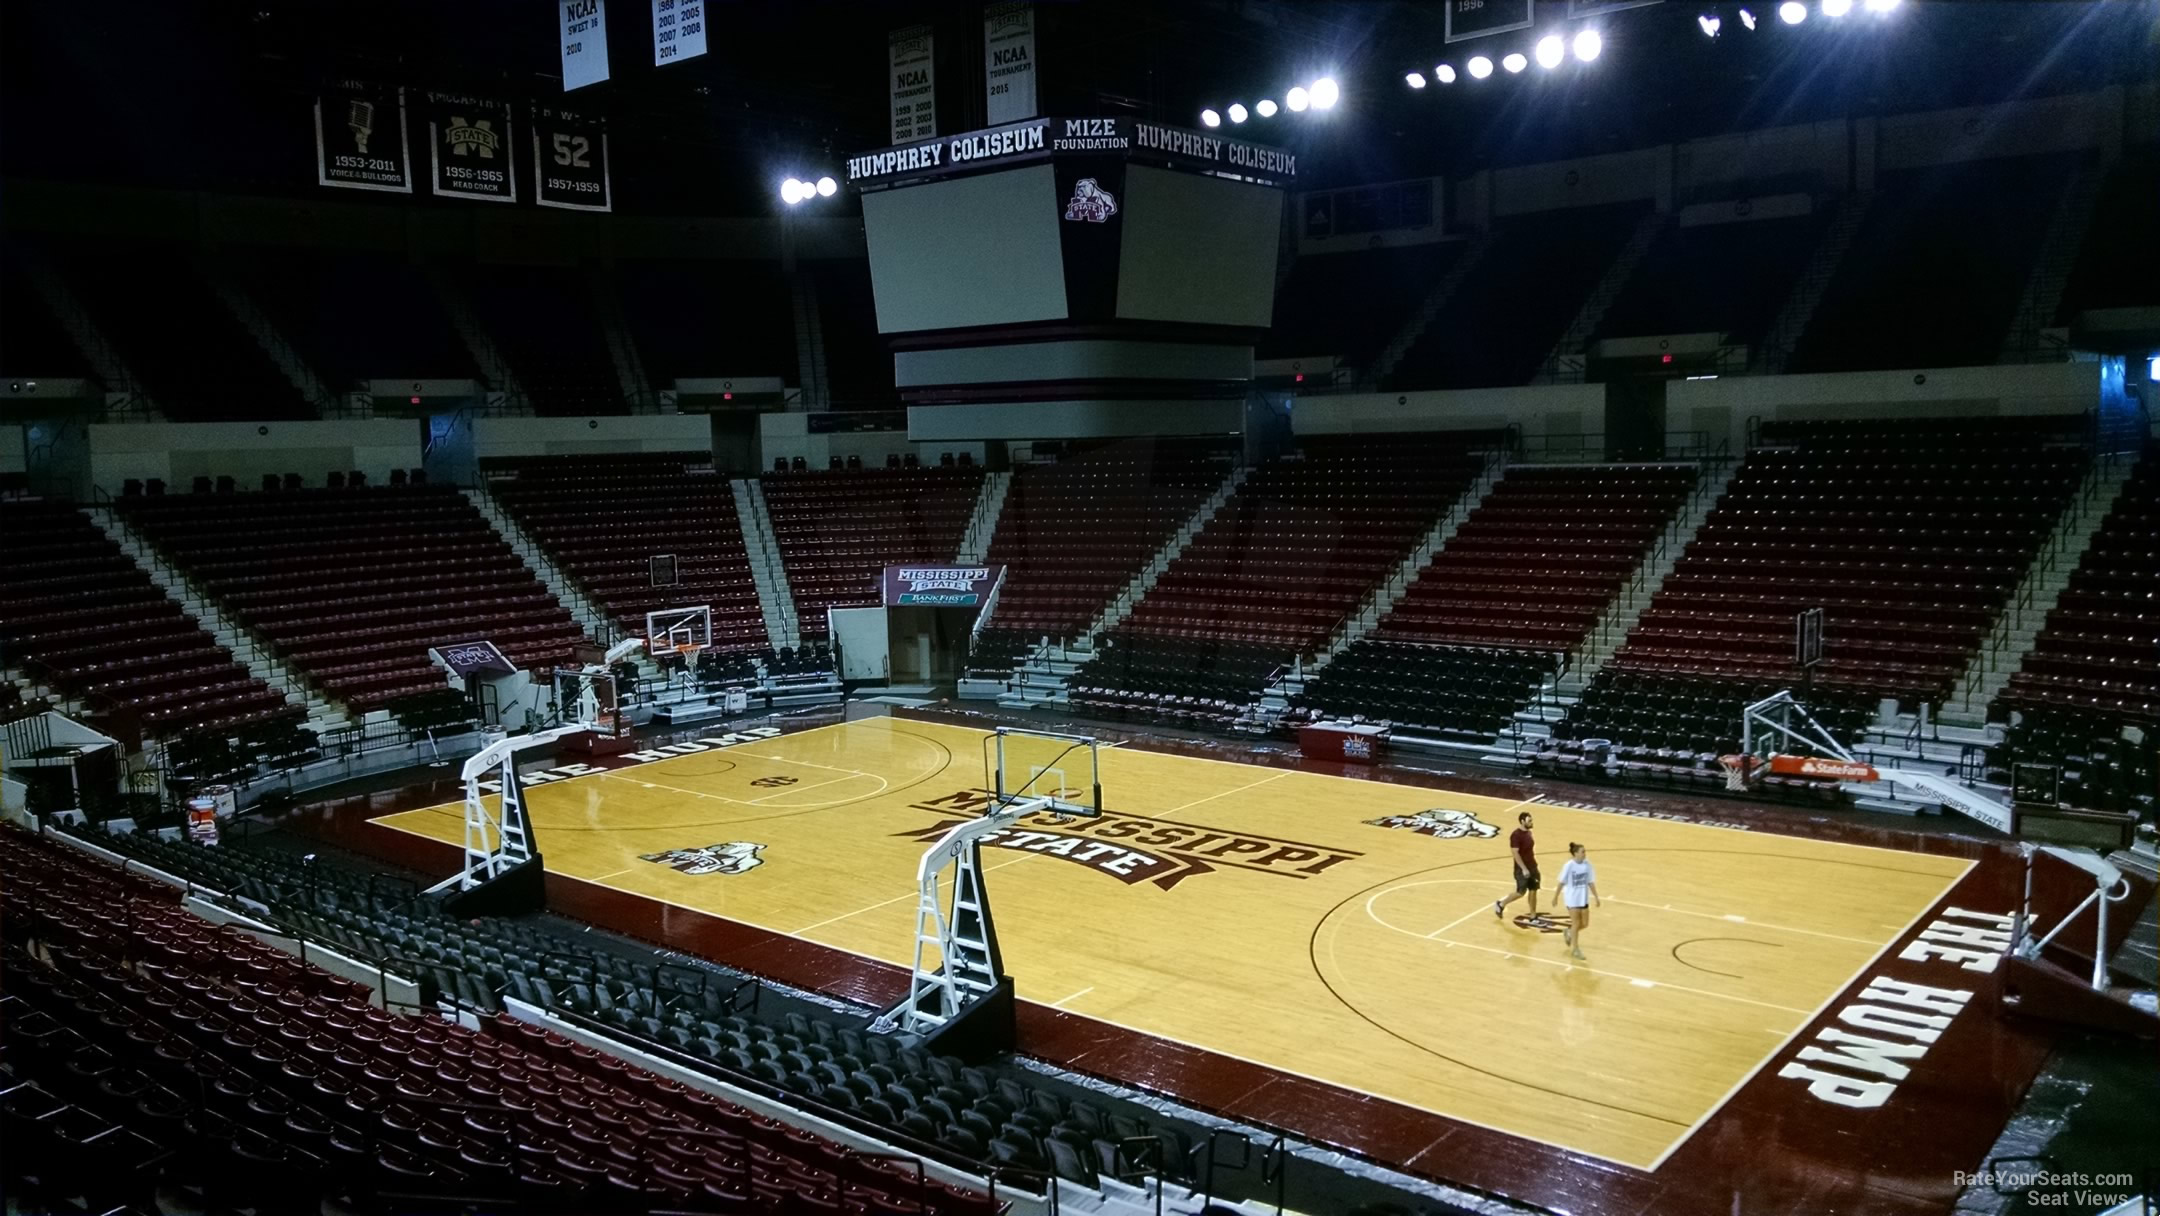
xmin=645 ymin=604 xmax=714 ymax=659
xmin=987 ymin=727 xmax=1102 ymax=817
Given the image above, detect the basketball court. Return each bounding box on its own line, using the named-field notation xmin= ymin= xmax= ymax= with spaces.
xmin=373 ymin=715 xmax=1973 ymax=1171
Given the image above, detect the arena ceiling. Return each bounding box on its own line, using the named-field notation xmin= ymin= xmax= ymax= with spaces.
xmin=2 ymin=1 xmax=2152 ymax=214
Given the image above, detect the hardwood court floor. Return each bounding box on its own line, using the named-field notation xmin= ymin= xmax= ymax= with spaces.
xmin=374 ymin=717 xmax=1972 ymax=1170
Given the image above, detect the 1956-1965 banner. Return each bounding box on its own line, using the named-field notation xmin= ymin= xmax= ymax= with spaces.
xmin=424 ymin=92 xmax=516 ymax=202
xmin=883 ymin=566 xmax=1004 ymax=608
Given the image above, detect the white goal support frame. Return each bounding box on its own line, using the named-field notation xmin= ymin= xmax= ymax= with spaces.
xmin=871 ymin=728 xmax=1102 ymax=1044
xmin=424 ymin=721 xmax=594 ymax=895
xmin=1740 ymin=690 xmax=1855 ymax=764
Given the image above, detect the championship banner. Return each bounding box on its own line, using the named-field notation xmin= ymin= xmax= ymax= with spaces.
xmin=883 ymin=565 xmax=1002 ymax=608
xmin=890 ymin=25 xmax=937 ymax=144
xmin=652 ymin=0 xmax=707 ymax=65
xmin=532 ymin=106 xmax=612 ymax=211
xmin=983 ymin=2 xmax=1037 ymax=126
xmin=314 ymin=80 xmax=412 ymax=194
xmin=425 ymin=93 xmax=515 ymax=202
xmin=1446 ymin=0 xmax=1534 ymax=41
xmin=561 ymin=0 xmax=610 ymax=90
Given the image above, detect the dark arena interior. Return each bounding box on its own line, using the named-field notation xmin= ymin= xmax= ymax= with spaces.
xmin=3 ymin=1 xmax=2159 ymax=1214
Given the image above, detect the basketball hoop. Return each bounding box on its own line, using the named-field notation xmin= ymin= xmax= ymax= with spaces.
xmin=1718 ymin=753 xmax=1751 ymax=792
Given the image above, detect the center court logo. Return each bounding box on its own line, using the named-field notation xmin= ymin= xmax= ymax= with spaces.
xmin=1363 ymin=808 xmax=1499 ymax=840
xmin=896 ymin=788 xmax=1359 ymax=890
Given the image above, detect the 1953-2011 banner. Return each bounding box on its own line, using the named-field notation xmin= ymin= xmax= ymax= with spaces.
xmin=316 ymin=80 xmax=413 ymax=193
xmin=424 ymin=92 xmax=516 ymax=202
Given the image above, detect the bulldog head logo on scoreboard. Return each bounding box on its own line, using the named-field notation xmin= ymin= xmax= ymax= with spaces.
xmin=640 ymin=841 xmax=765 ymax=876
xmin=1064 ymin=177 xmax=1119 ymax=223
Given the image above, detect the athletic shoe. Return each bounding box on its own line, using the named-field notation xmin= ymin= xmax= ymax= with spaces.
xmin=1494 ymin=901 xmax=1504 ymax=919
xmin=1570 ymin=949 xmax=1586 ymax=961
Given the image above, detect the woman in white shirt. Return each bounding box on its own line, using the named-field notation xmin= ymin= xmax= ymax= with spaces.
xmin=1557 ymin=842 xmax=1601 ymax=962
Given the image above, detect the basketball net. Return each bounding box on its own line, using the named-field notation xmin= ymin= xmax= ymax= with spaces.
xmin=1719 ymin=753 xmax=1751 ymax=792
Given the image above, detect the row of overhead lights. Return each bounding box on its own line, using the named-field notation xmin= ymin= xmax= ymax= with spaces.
xmin=1698 ymin=0 xmax=1900 ymax=36
xmin=1199 ymin=76 xmax=1340 ymax=129
xmin=779 ymin=175 xmax=839 ymax=205
xmin=1407 ymin=28 xmax=1602 ymax=89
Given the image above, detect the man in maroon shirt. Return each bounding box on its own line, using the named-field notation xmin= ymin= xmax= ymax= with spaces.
xmin=1493 ymin=810 xmax=1541 ymax=922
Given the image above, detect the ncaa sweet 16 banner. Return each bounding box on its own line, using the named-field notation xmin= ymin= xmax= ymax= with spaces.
xmin=424 ymin=93 xmax=515 ymax=202
xmin=315 ymin=80 xmax=412 ymax=194
xmin=560 ymin=0 xmax=610 ymax=90
xmin=531 ymin=105 xmax=612 ymax=212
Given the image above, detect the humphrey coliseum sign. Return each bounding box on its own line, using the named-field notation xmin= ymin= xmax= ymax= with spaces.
xmin=845 ymin=117 xmax=1295 ymax=189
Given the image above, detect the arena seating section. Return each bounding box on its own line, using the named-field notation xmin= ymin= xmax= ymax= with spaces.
xmin=1988 ymin=707 xmax=2158 ymax=821
xmin=1282 ymin=463 xmax=1698 ymax=743
xmin=1072 ymin=436 xmax=1493 ymax=725
xmin=0 ymin=825 xmax=995 ymax=1214
xmin=1547 ymin=416 xmax=2092 ymax=768
xmin=485 ymin=452 xmax=768 ymax=652
xmin=1614 ymin=416 xmax=2088 ymax=704
xmin=1068 ymin=637 xmax=1288 ymax=732
xmin=1787 ymin=155 xmax=2077 ymax=372
xmin=1117 ymin=436 xmax=1493 ymax=652
xmin=117 ymin=486 xmax=582 ymax=712
xmin=618 ymin=259 xmax=796 ymax=383
xmin=1997 ymin=443 xmax=2158 ymax=727
xmin=1383 ymin=203 xmax=1649 ymax=390
xmin=1285 ymin=643 xmax=1557 ymax=744
xmin=1538 ymin=671 xmax=1874 ymax=799
xmin=1593 ymin=210 xmax=1831 ymax=347
xmin=762 ymin=467 xmax=983 ymax=639
xmin=969 ymin=440 xmax=1235 ymax=673
xmin=0 ymin=500 xmax=295 ymax=739
xmin=47 ymin=821 xmax=1204 ymax=1194
xmin=60 ymin=247 xmax=314 ymax=420
xmin=463 ymin=262 xmax=623 ymax=415
xmin=1261 ymin=243 xmax=1464 ymax=366
xmin=235 ymin=250 xmax=477 ymax=387
xmin=1372 ymin=464 xmax=1699 ymax=651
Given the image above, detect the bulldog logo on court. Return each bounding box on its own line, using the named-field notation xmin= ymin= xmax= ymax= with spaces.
xmin=1363 ymin=808 xmax=1499 ymax=840
xmin=640 ymin=841 xmax=765 ymax=876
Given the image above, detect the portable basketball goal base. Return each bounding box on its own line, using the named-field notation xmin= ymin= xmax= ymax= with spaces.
xmin=422 ymin=635 xmax=648 ymax=917
xmin=1722 ymin=690 xmax=2017 ymax=833
xmin=870 ymin=727 xmax=1103 ymax=1056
